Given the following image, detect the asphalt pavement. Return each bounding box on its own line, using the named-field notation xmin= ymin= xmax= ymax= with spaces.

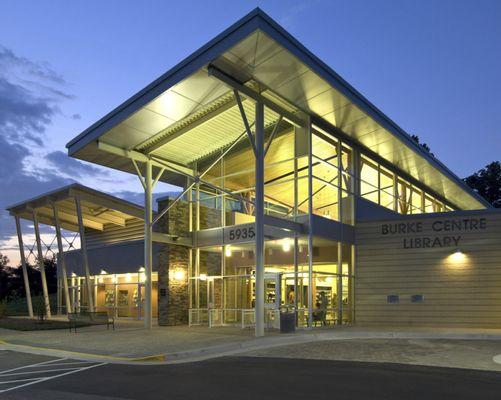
xmin=2 ymin=351 xmax=501 ymax=399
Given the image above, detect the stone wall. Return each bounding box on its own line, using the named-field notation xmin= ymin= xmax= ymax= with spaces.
xmin=156 ymin=197 xmax=222 ymax=325
xmin=157 ymin=198 xmax=190 ymax=326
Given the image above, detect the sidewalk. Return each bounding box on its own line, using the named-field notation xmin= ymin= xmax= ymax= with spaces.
xmin=2 ymin=321 xmax=501 ymax=365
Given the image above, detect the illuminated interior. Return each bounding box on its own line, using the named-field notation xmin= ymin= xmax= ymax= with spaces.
xmin=65 ymin=271 xmax=159 ymax=318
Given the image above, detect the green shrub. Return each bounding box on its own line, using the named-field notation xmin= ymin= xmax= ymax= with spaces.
xmin=33 ymin=297 xmax=47 ymax=322
xmin=0 ymin=301 xmax=7 ymax=318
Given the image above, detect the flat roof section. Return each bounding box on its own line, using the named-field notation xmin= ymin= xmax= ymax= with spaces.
xmin=6 ymin=183 xmax=145 ymax=232
xmin=66 ymin=8 xmax=490 ymax=211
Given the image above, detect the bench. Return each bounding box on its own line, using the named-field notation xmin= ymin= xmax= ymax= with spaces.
xmin=68 ymin=311 xmax=115 ymax=333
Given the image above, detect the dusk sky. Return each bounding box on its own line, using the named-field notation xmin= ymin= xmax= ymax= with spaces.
xmin=1 ymin=0 xmax=500 ymax=264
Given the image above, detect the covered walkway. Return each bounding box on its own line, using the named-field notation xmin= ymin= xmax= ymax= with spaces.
xmin=6 ymin=184 xmax=145 ymax=318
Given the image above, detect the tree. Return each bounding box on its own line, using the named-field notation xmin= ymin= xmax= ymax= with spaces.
xmin=0 ymin=255 xmax=58 ymax=302
xmin=464 ymin=161 xmax=501 ymax=208
xmin=0 ymin=254 xmax=10 ymax=301
xmin=411 ymin=134 xmax=433 ymax=155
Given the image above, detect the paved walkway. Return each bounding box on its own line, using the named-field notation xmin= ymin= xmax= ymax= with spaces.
xmin=243 ymin=338 xmax=501 ymax=372
xmin=3 ymin=320 xmax=501 ymax=367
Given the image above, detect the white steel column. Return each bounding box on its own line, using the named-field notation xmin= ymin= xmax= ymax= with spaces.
xmin=144 ymin=160 xmax=153 ymax=329
xmin=32 ymin=210 xmax=51 ymax=318
xmin=307 ymin=117 xmax=314 ymax=329
xmin=195 ymin=164 xmax=200 ymax=310
xmin=74 ymin=196 xmax=94 ymax=312
xmin=52 ymin=202 xmax=72 ymax=314
xmin=14 ymin=215 xmax=33 ymax=318
xmin=254 ymin=101 xmax=265 ymax=337
xmin=337 ymin=242 xmax=343 ymax=325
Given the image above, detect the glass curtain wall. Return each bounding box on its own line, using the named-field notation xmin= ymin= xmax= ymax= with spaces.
xmin=186 ymin=110 xmax=358 ymax=329
xmin=359 ymin=154 xmax=453 ymax=214
xmin=61 ymin=271 xmax=158 ymax=318
xmin=311 ymin=129 xmax=355 ymax=225
xmin=184 ymin=105 xmax=455 ymax=329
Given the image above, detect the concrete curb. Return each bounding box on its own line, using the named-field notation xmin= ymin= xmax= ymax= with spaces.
xmin=3 ymin=330 xmax=501 ymax=365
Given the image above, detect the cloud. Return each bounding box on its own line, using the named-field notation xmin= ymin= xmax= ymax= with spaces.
xmin=111 ymin=190 xmax=181 ymax=211
xmin=0 ymin=77 xmax=57 ymax=145
xmin=279 ymin=1 xmax=321 ymax=29
xmin=0 ymin=45 xmax=66 ymax=85
xmin=0 ymin=135 xmax=74 ymax=242
xmin=0 ymin=45 xmax=96 ymax=264
xmin=45 ymin=150 xmax=108 ymax=178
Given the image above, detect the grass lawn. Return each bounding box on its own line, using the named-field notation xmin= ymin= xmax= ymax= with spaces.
xmin=5 ymin=294 xmax=58 ymax=316
xmin=0 ymin=317 xmax=91 ymax=331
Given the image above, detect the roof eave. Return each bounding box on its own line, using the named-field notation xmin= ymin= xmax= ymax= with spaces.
xmin=66 ymin=8 xmax=490 ymax=210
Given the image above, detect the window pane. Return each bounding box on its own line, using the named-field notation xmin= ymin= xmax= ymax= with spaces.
xmin=360 ymin=157 xmax=379 ymax=204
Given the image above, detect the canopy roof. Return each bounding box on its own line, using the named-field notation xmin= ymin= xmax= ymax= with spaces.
xmin=66 ymin=8 xmax=489 ymax=211
xmin=6 ymin=184 xmax=144 ymax=232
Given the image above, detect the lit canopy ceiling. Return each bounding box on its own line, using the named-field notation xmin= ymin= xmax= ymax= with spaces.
xmin=67 ymin=8 xmax=489 ymax=211
xmin=7 ymin=184 xmax=144 ymax=232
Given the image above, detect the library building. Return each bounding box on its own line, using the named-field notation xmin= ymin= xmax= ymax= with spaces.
xmin=7 ymin=9 xmax=501 ymax=336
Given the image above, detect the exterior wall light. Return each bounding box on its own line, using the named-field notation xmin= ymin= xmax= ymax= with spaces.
xmin=138 ymin=267 xmax=146 ymax=283
xmin=125 ymin=273 xmax=132 ymax=282
xmin=449 ymin=249 xmax=467 ymax=264
xmin=172 ymin=269 xmax=186 ymax=281
xmin=199 ymin=273 xmax=208 ymax=281
xmin=282 ymin=239 xmax=291 ymax=252
xmin=98 ymin=269 xmax=107 ymax=283
xmin=225 ymin=246 xmax=232 ymax=257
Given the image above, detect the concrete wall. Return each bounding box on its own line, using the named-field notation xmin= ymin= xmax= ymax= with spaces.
xmin=355 ymin=209 xmax=501 ymax=328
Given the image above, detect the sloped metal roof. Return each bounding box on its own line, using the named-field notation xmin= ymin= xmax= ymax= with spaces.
xmin=6 ymin=183 xmax=144 ymax=232
xmin=66 ymin=8 xmax=490 ymax=210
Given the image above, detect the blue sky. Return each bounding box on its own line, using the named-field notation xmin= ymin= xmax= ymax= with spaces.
xmin=1 ymin=0 xmax=500 ymax=264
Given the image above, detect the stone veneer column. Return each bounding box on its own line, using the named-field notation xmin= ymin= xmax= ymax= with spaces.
xmin=156 ymin=198 xmax=190 ymax=326
xmin=156 ymin=197 xmax=223 ymax=326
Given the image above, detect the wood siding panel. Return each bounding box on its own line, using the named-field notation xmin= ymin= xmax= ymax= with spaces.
xmin=85 ymin=219 xmax=144 ymax=249
xmin=355 ymin=211 xmax=501 ymax=327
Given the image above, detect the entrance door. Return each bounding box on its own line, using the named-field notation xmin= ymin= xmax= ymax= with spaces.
xmin=264 ymin=273 xmax=281 ymax=328
xmin=264 ymin=273 xmax=281 ymax=310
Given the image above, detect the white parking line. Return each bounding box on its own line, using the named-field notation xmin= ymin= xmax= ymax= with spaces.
xmin=0 ymin=357 xmax=65 ymax=375
xmin=0 ymin=377 xmax=40 ymax=385
xmin=0 ymin=357 xmax=106 ymax=394
xmin=0 ymin=367 xmax=83 ymax=377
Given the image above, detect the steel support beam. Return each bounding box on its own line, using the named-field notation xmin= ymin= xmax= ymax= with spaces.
xmin=97 ymin=140 xmax=194 ymax=179
xmin=306 ymin=117 xmax=314 ymax=329
xmin=208 ymin=65 xmax=304 ymax=127
xmin=52 ymin=202 xmax=72 ymax=314
xmin=32 ymin=210 xmax=51 ymax=318
xmin=144 ymin=160 xmax=153 ymax=329
xmin=14 ymin=216 xmax=33 ymax=318
xmin=337 ymin=242 xmax=343 ymax=325
xmin=254 ymin=101 xmax=265 ymax=337
xmin=74 ymin=196 xmax=94 ymax=312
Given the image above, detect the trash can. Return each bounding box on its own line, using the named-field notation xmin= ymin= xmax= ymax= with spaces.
xmin=280 ymin=310 xmax=296 ymax=333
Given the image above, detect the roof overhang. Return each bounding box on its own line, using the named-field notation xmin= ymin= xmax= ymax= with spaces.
xmin=6 ymin=184 xmax=145 ymax=232
xmin=66 ymin=8 xmax=490 ymax=210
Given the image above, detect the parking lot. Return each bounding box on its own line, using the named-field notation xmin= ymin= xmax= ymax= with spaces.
xmin=2 ymin=348 xmax=501 ymax=399
xmin=0 ymin=351 xmax=105 ymax=395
